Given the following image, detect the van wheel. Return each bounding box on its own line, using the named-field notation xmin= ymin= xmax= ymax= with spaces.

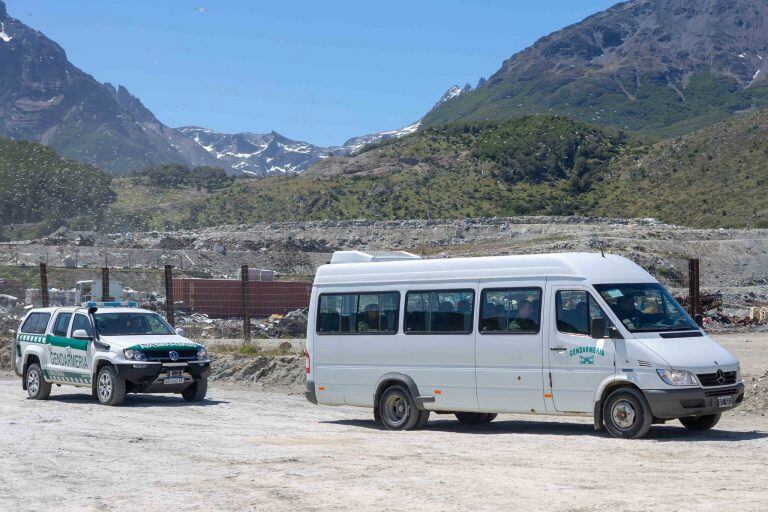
xmin=96 ymin=366 xmax=126 ymax=406
xmin=26 ymin=363 xmax=51 ymax=400
xmin=455 ymin=412 xmax=489 ymax=425
xmin=602 ymin=388 xmax=653 ymax=439
xmin=378 ymin=385 xmax=422 ymax=430
xmin=484 ymin=413 xmax=498 ymax=423
xmin=182 ymin=378 xmax=208 ymax=402
xmin=680 ymin=413 xmax=721 ymax=431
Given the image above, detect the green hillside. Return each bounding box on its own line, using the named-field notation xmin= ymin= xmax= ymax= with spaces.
xmin=192 ymin=112 xmax=768 ymax=228
xmin=0 ymin=139 xmax=115 ymax=237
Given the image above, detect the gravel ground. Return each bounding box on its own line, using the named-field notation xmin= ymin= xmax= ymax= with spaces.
xmin=0 ymin=332 xmax=767 ymax=511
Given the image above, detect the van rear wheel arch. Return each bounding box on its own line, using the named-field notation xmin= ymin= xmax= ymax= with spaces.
xmin=373 ymin=374 xmax=424 ymax=412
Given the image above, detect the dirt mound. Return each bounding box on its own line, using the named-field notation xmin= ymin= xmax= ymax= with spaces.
xmin=0 ymin=339 xmax=12 ymax=371
xmin=741 ymin=372 xmax=768 ymax=415
xmin=209 ymin=353 xmax=304 ymax=392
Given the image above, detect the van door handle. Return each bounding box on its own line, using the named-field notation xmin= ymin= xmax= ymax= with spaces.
xmin=550 ymin=347 xmax=567 ymax=351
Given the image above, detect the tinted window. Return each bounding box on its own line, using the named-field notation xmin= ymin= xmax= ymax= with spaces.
xmin=71 ymin=314 xmax=93 ymax=337
xmin=556 ymin=291 xmax=611 ymax=336
xmin=21 ymin=312 xmax=51 ymax=334
xmin=405 ymin=290 xmax=474 ymax=333
xmin=317 ymin=292 xmax=399 ymax=334
xmin=94 ymin=313 xmax=175 ymax=336
xmin=52 ymin=313 xmax=72 ymax=337
xmin=480 ymin=288 xmax=541 ymax=334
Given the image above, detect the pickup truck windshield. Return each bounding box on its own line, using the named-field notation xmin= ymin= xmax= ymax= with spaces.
xmin=594 ymin=283 xmax=698 ymax=333
xmin=94 ymin=312 xmax=175 ymax=336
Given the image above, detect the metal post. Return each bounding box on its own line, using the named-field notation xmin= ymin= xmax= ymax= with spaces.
xmin=101 ymin=267 xmax=111 ymax=302
xmin=241 ymin=264 xmax=251 ymax=343
xmin=165 ymin=265 xmax=175 ymax=328
xmin=39 ymin=263 xmax=49 ymax=308
xmin=688 ymin=258 xmax=700 ymax=317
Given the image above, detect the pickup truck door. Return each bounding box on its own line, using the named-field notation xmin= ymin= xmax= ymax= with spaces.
xmin=45 ymin=312 xmax=92 ymax=386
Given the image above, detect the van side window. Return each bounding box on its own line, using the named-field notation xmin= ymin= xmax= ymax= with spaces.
xmin=71 ymin=314 xmax=94 ymax=337
xmin=52 ymin=313 xmax=73 ymax=337
xmin=405 ymin=290 xmax=474 ymax=334
xmin=480 ymin=288 xmax=541 ymax=334
xmin=317 ymin=292 xmax=399 ymax=334
xmin=555 ymin=291 xmax=611 ymax=336
xmin=20 ymin=312 xmax=51 ymax=334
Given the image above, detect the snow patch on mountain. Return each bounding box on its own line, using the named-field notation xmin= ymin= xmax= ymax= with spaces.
xmin=0 ymin=22 xmax=12 ymax=42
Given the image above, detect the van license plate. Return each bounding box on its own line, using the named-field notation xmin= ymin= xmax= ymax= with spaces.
xmin=164 ymin=377 xmax=184 ymax=384
xmin=717 ymin=396 xmax=732 ymax=408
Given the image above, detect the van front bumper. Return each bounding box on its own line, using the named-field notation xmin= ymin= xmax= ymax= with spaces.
xmin=643 ymin=383 xmax=744 ymax=419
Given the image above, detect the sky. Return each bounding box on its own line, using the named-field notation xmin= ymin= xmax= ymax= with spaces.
xmin=9 ymin=0 xmax=618 ymax=147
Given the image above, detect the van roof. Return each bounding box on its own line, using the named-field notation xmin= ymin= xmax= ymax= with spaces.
xmin=314 ymin=252 xmax=656 ymax=286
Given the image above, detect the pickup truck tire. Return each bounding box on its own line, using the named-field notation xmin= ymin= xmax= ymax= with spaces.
xmin=182 ymin=378 xmax=208 ymax=402
xmin=95 ymin=365 xmax=126 ymax=406
xmin=26 ymin=363 xmax=51 ymax=400
xmin=602 ymin=387 xmax=653 ymax=439
xmin=455 ymin=412 xmax=490 ymax=425
xmin=680 ymin=413 xmax=721 ymax=431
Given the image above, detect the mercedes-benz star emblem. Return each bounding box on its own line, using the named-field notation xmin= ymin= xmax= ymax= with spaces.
xmin=715 ymin=369 xmax=726 ymax=385
xmin=169 ymin=351 xmax=179 ymax=361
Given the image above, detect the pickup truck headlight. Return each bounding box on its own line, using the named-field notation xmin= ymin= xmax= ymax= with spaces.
xmin=657 ymin=369 xmax=698 ymax=386
xmin=123 ymin=349 xmax=147 ymax=361
xmin=196 ymin=346 xmax=208 ymax=360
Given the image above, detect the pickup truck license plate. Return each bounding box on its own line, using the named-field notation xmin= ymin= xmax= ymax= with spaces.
xmin=717 ymin=396 xmax=732 ymax=408
xmin=164 ymin=370 xmax=184 ymax=384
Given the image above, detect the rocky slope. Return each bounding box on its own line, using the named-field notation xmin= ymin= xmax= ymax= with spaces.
xmin=423 ymin=0 xmax=768 ymax=137
xmin=0 ymin=1 xmax=219 ymax=174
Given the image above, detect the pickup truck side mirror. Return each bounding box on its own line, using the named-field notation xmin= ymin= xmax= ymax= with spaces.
xmin=72 ymin=329 xmax=93 ymax=340
xmin=694 ymin=314 xmax=704 ymax=328
xmin=175 ymin=327 xmax=185 ymax=337
xmin=590 ymin=318 xmax=606 ymax=340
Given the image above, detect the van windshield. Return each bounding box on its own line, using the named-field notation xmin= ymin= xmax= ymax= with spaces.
xmin=594 ymin=283 xmax=698 ymax=333
xmin=94 ymin=312 xmax=175 ymax=336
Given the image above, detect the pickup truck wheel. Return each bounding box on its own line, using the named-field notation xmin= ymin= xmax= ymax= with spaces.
xmin=602 ymin=387 xmax=653 ymax=439
xmin=182 ymin=378 xmax=208 ymax=402
xmin=26 ymin=363 xmax=51 ymax=400
xmin=680 ymin=413 xmax=721 ymax=431
xmin=379 ymin=384 xmax=421 ymax=430
xmin=96 ymin=366 xmax=126 ymax=406
xmin=455 ymin=412 xmax=489 ymax=425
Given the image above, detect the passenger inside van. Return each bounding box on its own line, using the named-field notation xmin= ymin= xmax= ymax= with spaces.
xmin=357 ymin=303 xmax=380 ymax=332
xmin=507 ymin=300 xmax=538 ymax=332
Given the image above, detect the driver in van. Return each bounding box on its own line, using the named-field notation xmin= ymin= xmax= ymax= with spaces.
xmin=616 ymin=295 xmax=644 ymax=328
xmin=357 ymin=303 xmax=380 ymax=332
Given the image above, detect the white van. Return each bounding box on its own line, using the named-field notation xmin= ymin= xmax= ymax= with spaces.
xmin=304 ymin=251 xmax=744 ymax=439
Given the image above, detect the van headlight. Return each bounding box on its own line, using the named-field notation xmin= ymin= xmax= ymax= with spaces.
xmin=657 ymin=369 xmax=698 ymax=386
xmin=123 ymin=349 xmax=147 ymax=361
xmin=196 ymin=346 xmax=208 ymax=360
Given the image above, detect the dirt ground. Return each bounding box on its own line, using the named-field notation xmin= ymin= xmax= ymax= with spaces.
xmin=1 ymin=333 xmax=767 ymax=512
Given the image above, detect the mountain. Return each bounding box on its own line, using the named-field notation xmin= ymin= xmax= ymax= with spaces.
xmin=0 ymin=1 xmax=219 ymax=174
xmin=178 ymin=127 xmax=339 ymax=175
xmin=423 ymin=0 xmax=768 ymax=137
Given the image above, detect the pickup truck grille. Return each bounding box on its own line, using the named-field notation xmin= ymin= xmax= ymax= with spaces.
xmin=697 ymin=371 xmax=737 ymax=387
xmin=144 ymin=349 xmax=197 ymax=362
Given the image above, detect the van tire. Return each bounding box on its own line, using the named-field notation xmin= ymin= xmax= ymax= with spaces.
xmin=455 ymin=412 xmax=489 ymax=425
xmin=680 ymin=413 xmax=721 ymax=431
xmin=415 ymin=410 xmax=431 ymax=428
xmin=378 ymin=385 xmax=421 ymax=430
xmin=484 ymin=413 xmax=498 ymax=423
xmin=602 ymin=387 xmax=653 ymax=439
xmin=182 ymin=378 xmax=208 ymax=402
xmin=95 ymin=365 xmax=126 ymax=406
xmin=26 ymin=363 xmax=51 ymax=400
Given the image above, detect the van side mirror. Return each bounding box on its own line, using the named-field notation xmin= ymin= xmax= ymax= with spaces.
xmin=72 ymin=329 xmax=92 ymax=340
xmin=175 ymin=327 xmax=185 ymax=337
xmin=590 ymin=318 xmax=606 ymax=340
